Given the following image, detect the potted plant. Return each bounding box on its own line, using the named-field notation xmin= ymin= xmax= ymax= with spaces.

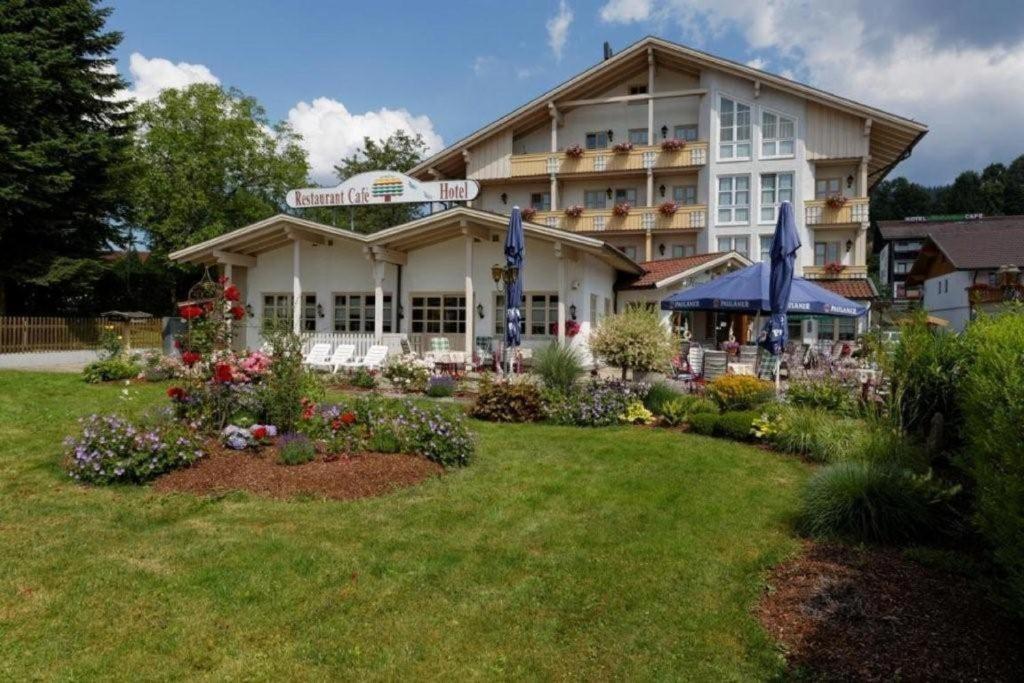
xmin=612 ymin=141 xmax=634 ymax=154
xmin=521 ymin=206 xmax=538 ymax=220
xmin=661 ymin=138 xmax=686 ymax=152
xmin=612 ymin=202 xmax=631 ymax=217
xmin=824 ymin=261 xmax=847 ymax=275
xmin=825 ymin=193 xmax=848 ymax=210
xmin=564 ymin=144 xmax=584 ymax=159
xmin=564 ymin=204 xmax=584 ymax=218
xmin=658 ymin=200 xmax=678 ymax=216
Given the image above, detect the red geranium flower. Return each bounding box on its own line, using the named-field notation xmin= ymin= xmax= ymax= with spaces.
xmin=179 ymin=305 xmax=203 ymax=320
xmin=173 ymin=339 xmax=181 ymax=349
xmin=230 ymin=304 xmax=245 ymax=320
xmin=166 ymin=386 xmax=186 ymax=401
xmin=181 ymin=350 xmax=201 ymax=366
xmin=214 ymin=362 xmax=233 ymax=383
xmin=340 ymin=411 xmax=357 ymax=425
xmin=217 ymin=275 xmax=228 ymax=285
xmin=251 ymin=426 xmax=267 ymax=440
xmin=224 ymin=284 xmax=241 ymax=302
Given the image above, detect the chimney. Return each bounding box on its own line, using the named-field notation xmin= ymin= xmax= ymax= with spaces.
xmin=603 ymin=41 xmax=613 ymax=60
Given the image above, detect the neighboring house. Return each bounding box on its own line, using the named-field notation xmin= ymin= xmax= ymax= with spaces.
xmin=409 ymin=35 xmax=925 ymax=306
xmin=905 ymin=218 xmax=1024 ymax=331
xmin=876 ymin=214 xmax=985 ymax=302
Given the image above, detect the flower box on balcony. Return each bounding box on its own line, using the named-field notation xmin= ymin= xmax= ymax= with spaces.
xmin=658 ymin=200 xmax=678 ymax=216
xmin=521 ymin=206 xmax=537 ymax=220
xmin=612 ymin=202 xmax=631 ymax=217
xmin=823 ymin=262 xmax=847 ymax=275
xmin=825 ymin=194 xmax=848 ymax=210
xmin=612 ymin=141 xmax=634 ymax=154
xmin=661 ymin=138 xmax=686 ymax=152
xmin=564 ymin=144 xmax=584 ymax=159
xmin=564 ymin=205 xmax=584 ymax=219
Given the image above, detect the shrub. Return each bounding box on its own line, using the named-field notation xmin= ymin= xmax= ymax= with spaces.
xmin=589 ymin=306 xmax=676 ymax=379
xmin=382 ymin=354 xmax=430 ymax=392
xmin=621 ymin=401 xmax=654 ymax=425
xmin=261 ymin=328 xmax=322 ymax=432
xmin=471 ymin=377 xmax=545 ymax=422
xmin=686 ymin=397 xmax=719 ymax=416
xmin=533 ymin=342 xmax=585 ymax=393
xmin=786 ymin=378 xmax=854 ymax=414
xmin=82 ymin=356 xmax=141 ymax=383
xmin=140 ymin=350 xmax=186 ymax=381
xmin=279 ymin=433 xmax=316 ymax=465
xmin=400 ymin=402 xmax=474 ymax=466
xmin=766 ymin=407 xmax=859 ymax=463
xmin=800 ymin=461 xmax=960 ymax=544
xmin=706 ymin=375 xmax=774 ymax=411
xmin=544 ymin=379 xmax=650 ymax=427
xmin=65 ymin=413 xmax=203 ymax=484
xmin=658 ymin=397 xmax=691 ymax=427
xmin=221 ymin=423 xmax=276 ymax=450
xmin=644 ymin=381 xmax=684 ymax=415
xmin=713 ymin=411 xmax=758 ymax=441
xmin=960 ymin=308 xmax=1024 ymax=615
xmin=425 ymin=374 xmax=456 ymax=398
xmin=351 ymin=368 xmax=377 ymax=389
xmin=687 ymin=412 xmax=718 ymax=436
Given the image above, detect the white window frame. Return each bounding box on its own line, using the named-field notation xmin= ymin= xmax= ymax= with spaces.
xmin=628 ymin=128 xmax=649 ymax=145
xmin=493 ymin=292 xmax=526 ymax=336
xmin=333 ymin=292 xmax=392 ymax=333
xmin=672 ymin=185 xmax=697 ymax=206
xmin=759 ymin=172 xmax=794 ymax=224
xmin=718 ymin=95 xmax=752 ymax=161
xmin=614 ymin=187 xmax=638 ymax=205
xmin=583 ymin=189 xmax=607 ymax=209
xmin=528 ymin=292 xmax=559 ymax=337
xmin=262 ymin=293 xmax=316 ymax=332
xmin=815 ymin=178 xmax=842 ymax=199
xmin=619 ymin=245 xmax=638 ymax=260
xmin=717 ymin=174 xmax=751 ymax=225
xmin=673 ymin=124 xmax=698 ymax=142
xmin=759 ymin=235 xmax=774 ymax=262
xmin=814 ymin=241 xmax=842 ymax=266
xmin=410 ymin=293 xmax=466 ymax=334
xmin=529 ymin=192 xmax=551 ymax=211
xmin=585 ymin=131 xmax=609 ymax=150
xmin=760 ymin=108 xmax=796 ymax=159
xmin=671 ymin=244 xmax=695 ymax=258
xmin=717 ymin=236 xmax=750 ymax=258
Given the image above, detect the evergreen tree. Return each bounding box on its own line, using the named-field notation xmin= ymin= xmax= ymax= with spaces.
xmin=0 ymin=0 xmax=134 ymax=313
xmin=1003 ymin=155 xmax=1024 ymax=216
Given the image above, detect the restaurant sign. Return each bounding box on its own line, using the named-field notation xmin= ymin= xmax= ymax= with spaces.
xmin=286 ymin=171 xmax=479 ymax=209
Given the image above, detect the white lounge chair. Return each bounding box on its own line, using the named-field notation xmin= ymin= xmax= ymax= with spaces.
xmin=340 ymin=344 xmax=389 ymax=371
xmin=308 ymin=344 xmax=355 ymax=373
xmin=302 ymin=343 xmax=332 ymax=368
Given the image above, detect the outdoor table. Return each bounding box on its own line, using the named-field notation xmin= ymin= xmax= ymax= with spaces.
xmin=434 ymin=352 xmax=466 ymax=378
xmin=855 ymin=368 xmax=877 ymax=384
xmin=728 ymin=363 xmax=755 ymax=376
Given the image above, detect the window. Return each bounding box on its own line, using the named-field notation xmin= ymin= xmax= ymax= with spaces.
xmin=817 ymin=319 xmax=836 ymax=341
xmin=894 ymin=261 xmax=909 ymax=274
xmin=815 ymin=178 xmax=842 ymax=199
xmin=585 ymin=131 xmax=609 ymax=150
xmin=493 ymin=293 xmax=526 ymax=336
xmin=674 ymin=124 xmax=698 ymax=141
xmin=718 ymin=97 xmax=751 ymax=160
xmin=717 ymin=175 xmax=750 ymax=224
xmin=672 ymin=185 xmax=697 ymax=205
xmin=590 ymin=293 xmax=599 ymax=325
xmin=529 ymin=192 xmax=551 ymax=211
xmin=760 ymin=172 xmax=794 ymax=222
xmin=604 ymin=297 xmax=612 ymax=317
xmin=410 ymin=295 xmax=466 ymax=334
xmin=761 ymin=110 xmax=795 ymax=157
xmin=814 ymin=241 xmax=841 ymax=266
xmin=333 ymin=293 xmax=392 ymax=333
xmin=672 ymin=244 xmax=696 ymax=258
xmin=717 ymin=236 xmax=749 ymax=258
xmin=628 ymin=128 xmax=649 ymax=145
xmin=583 ymin=190 xmax=606 ymax=209
xmin=629 ymin=84 xmax=648 ymax=95
xmin=760 ymin=235 xmax=774 ymax=262
xmin=262 ymin=293 xmax=316 ymax=332
xmin=838 ymin=317 xmax=856 ymax=341
xmin=529 ymin=293 xmax=559 ymax=336
xmin=614 ymin=188 xmax=637 ymax=205
xmin=619 ymin=245 xmax=638 ymax=260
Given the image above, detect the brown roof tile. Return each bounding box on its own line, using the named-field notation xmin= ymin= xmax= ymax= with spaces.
xmin=878 ymin=215 xmax=1023 ymax=241
xmin=621 ymin=252 xmax=729 ymax=289
xmin=814 ymin=278 xmax=878 ymax=300
xmin=924 ymin=221 xmax=1024 ymax=269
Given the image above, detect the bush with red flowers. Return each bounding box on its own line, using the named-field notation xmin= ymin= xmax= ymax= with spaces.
xmin=612 ymin=141 xmax=634 ymax=154
xmin=825 ymin=193 xmax=848 ymax=210
xmin=214 ymin=363 xmax=234 ymax=383
xmin=564 ymin=144 xmax=584 ymax=159
xmin=548 ymin=320 xmax=582 ymax=337
xmin=521 ymin=206 xmax=538 ymax=220
xmin=612 ymin=202 xmax=631 ymax=217
xmin=181 ymin=351 xmax=201 ymax=366
xmin=658 ymin=201 xmax=679 ymax=217
xmin=224 ymin=284 xmax=241 ymax=301
xmin=661 ymin=138 xmax=686 ymax=152
xmin=178 ymin=305 xmax=203 ymax=320
xmin=167 ymin=386 xmax=188 ymax=402
xmin=230 ymin=305 xmax=245 ymax=321
xmin=564 ymin=205 xmax=584 ymax=218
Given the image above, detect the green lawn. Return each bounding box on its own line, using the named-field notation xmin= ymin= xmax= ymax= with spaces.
xmin=0 ymin=371 xmax=809 ymax=681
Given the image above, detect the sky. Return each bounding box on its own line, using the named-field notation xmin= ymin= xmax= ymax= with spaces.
xmin=106 ymin=0 xmax=1024 ymax=187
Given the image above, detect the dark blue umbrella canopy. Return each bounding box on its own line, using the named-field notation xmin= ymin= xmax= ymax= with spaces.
xmin=504 ymin=206 xmax=525 ymax=347
xmin=761 ymin=201 xmax=801 ymax=355
xmin=660 ymin=262 xmax=867 ymax=317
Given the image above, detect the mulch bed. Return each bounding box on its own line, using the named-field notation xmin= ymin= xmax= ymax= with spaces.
xmin=757 ymin=541 xmax=1024 ymax=681
xmin=153 ymin=442 xmax=442 ymax=500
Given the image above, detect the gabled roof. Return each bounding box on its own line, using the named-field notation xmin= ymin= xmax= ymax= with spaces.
xmin=815 ymin=278 xmax=878 ymax=300
xmin=619 ymin=251 xmax=752 ymax=290
xmin=168 ymin=207 xmax=644 ymax=275
xmin=907 ymin=220 xmax=1024 ymax=283
xmin=878 ymin=215 xmax=1018 ymax=241
xmin=410 ymin=35 xmax=927 ymax=184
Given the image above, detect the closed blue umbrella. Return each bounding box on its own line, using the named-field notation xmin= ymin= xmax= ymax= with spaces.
xmin=761 ymin=201 xmax=801 ymax=356
xmin=504 ymin=206 xmax=525 ymax=350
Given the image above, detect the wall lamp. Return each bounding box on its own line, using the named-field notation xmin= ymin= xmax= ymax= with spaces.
xmin=244 ymin=303 xmax=254 ymax=318
xmin=569 ymin=303 xmax=577 ymax=320
xmin=845 ymin=239 xmax=853 ymax=252
xmin=658 ymin=243 xmax=666 ymax=256
xmin=660 ymin=125 xmax=668 ymax=139
xmin=500 ymin=192 xmax=508 ymax=205
xmin=476 ymin=303 xmax=485 ymax=319
xmin=491 ymin=263 xmax=519 ymax=288
xmin=605 ymin=187 xmax=613 ymax=199
xmin=606 ymin=129 xmax=614 ymax=142
xmin=316 ymin=303 xmax=324 ymax=318
xmin=659 ymin=184 xmax=666 ymax=198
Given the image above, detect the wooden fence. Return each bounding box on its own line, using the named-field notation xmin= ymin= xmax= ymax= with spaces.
xmin=0 ymin=317 xmax=163 ymax=354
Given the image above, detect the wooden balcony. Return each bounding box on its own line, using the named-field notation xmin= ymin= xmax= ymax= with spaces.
xmin=510 ymin=142 xmax=708 ymax=178
xmin=531 ymin=205 xmax=707 ymax=233
xmin=804 ymin=197 xmax=869 ymax=226
xmin=802 ymin=265 xmax=868 ymax=280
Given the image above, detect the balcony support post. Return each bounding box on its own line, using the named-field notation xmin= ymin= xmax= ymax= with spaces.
xmin=550 ymin=175 xmax=558 ymax=212
xmin=646 ymin=169 xmax=654 ymax=208
xmin=647 ymin=47 xmax=656 ymax=144
xmin=645 ymin=231 xmax=653 ymax=262
xmin=859 ymin=157 xmax=869 ymax=196
xmin=555 ymin=243 xmax=567 ymax=345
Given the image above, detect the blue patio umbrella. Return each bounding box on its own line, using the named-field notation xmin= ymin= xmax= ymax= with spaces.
xmin=504 ymin=206 xmax=525 ymax=350
xmin=761 ymin=200 xmax=801 ymax=356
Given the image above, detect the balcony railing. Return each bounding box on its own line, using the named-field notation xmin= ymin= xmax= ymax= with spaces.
xmin=510 ymin=142 xmax=708 ymax=178
xmin=802 ymin=265 xmax=868 ymax=280
xmin=968 ymin=284 xmax=1024 ymax=305
xmin=805 ymin=197 xmax=869 ymax=226
xmin=531 ymin=205 xmax=706 ymax=233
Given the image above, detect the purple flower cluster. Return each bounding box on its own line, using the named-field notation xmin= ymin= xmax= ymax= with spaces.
xmin=399 ymin=401 xmax=473 ymax=466
xmin=546 ymin=379 xmax=652 ymax=427
xmin=64 ymin=414 xmax=204 ymax=484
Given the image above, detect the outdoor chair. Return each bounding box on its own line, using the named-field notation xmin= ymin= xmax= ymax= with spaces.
xmin=307 ymin=344 xmax=355 ymax=374
xmin=301 ymin=343 xmax=332 ymax=368
xmin=702 ymin=350 xmax=728 ymax=383
xmin=340 ymin=344 xmax=388 ymax=372
xmin=739 ymin=345 xmax=758 ymax=365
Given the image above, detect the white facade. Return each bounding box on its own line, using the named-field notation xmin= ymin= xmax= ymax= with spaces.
xmin=920 ymin=270 xmax=974 ymax=331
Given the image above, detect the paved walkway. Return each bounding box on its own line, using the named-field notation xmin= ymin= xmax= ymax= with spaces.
xmin=0 ymin=350 xmax=103 ymax=372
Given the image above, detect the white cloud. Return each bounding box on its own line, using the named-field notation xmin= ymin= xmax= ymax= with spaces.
xmin=122 ymin=53 xmax=219 ymax=102
xmin=745 ymin=57 xmax=768 ymax=70
xmin=596 ymin=0 xmax=1024 ymax=183
xmin=287 ymin=98 xmax=444 ymax=185
xmin=472 ymin=56 xmax=496 ymax=77
xmin=547 ymin=0 xmax=574 ymax=61
xmin=599 ymin=0 xmax=651 ymax=23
